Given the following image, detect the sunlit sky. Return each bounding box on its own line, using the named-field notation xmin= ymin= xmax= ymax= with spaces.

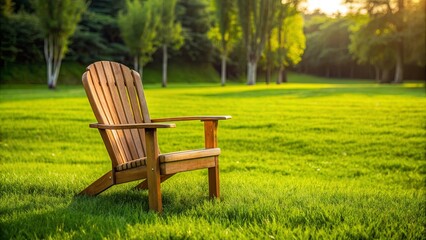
xmin=304 ymin=0 xmax=349 ymax=15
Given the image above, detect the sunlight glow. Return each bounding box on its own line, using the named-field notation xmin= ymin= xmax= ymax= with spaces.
xmin=304 ymin=0 xmax=348 ymax=15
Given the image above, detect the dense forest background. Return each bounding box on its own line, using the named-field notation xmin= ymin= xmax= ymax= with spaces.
xmin=0 ymin=0 xmax=425 ymax=85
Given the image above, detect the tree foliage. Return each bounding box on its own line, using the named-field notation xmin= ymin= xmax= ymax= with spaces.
xmin=0 ymin=11 xmax=43 ymax=65
xmin=177 ymin=0 xmax=213 ymax=63
xmin=349 ymin=14 xmax=397 ymax=82
xmin=118 ymin=0 xmax=160 ymax=75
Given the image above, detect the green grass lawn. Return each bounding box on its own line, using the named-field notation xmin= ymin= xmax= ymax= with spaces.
xmin=0 ymin=79 xmax=425 ymax=239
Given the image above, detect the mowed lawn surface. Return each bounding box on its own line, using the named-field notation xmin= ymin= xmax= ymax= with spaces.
xmin=0 ymin=80 xmax=425 ymax=239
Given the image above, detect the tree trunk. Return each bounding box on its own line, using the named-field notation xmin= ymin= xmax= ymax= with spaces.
xmin=277 ymin=65 xmax=287 ymax=84
xmin=381 ymin=68 xmax=391 ymax=83
xmin=394 ymin=0 xmax=404 ymax=84
xmin=394 ymin=45 xmax=404 ymax=83
xmin=375 ymin=66 xmax=380 ymax=82
xmin=44 ymin=35 xmax=63 ymax=89
xmin=247 ymin=61 xmax=257 ymax=85
xmin=221 ymin=53 xmax=226 ymax=86
xmin=266 ymin=66 xmax=270 ymax=85
xmin=277 ymin=65 xmax=283 ymax=84
xmin=162 ymin=44 xmax=168 ymax=88
xmin=281 ymin=67 xmax=287 ymax=83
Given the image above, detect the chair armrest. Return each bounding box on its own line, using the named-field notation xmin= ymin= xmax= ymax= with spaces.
xmin=89 ymin=123 xmax=176 ymax=129
xmin=151 ymin=116 xmax=232 ymax=122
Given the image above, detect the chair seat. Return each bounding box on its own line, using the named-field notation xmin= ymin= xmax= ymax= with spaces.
xmin=159 ymin=148 xmax=221 ymax=175
xmin=115 ymin=148 xmax=221 ymax=172
xmin=159 ymin=148 xmax=221 ymax=163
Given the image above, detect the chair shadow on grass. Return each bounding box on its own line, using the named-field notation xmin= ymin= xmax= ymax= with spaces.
xmin=2 ymin=182 xmax=216 ymax=239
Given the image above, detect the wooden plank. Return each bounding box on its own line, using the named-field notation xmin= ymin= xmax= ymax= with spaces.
xmin=159 ymin=148 xmax=220 ymax=163
xmin=94 ymin=62 xmax=132 ymax=164
xmin=78 ymin=171 xmax=114 ymax=196
xmin=204 ymin=121 xmax=220 ymax=198
xmin=89 ymin=123 xmax=175 ymax=129
xmin=132 ymin=71 xmax=151 ymax=123
xmin=121 ymin=65 xmax=147 ymax=156
xmin=111 ymin=62 xmax=144 ymax=158
xmin=115 ymin=165 xmax=147 ymax=184
xmin=145 ymin=129 xmax=162 ymax=212
xmin=90 ymin=62 xmax=128 ymax=164
xmin=102 ymin=61 xmax=138 ymax=161
xmin=160 ymin=157 xmax=216 ymax=175
xmin=84 ymin=68 xmax=122 ymax=166
xmin=152 ymin=116 xmax=232 ymax=122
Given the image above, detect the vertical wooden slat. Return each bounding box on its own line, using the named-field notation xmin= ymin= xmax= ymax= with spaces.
xmin=84 ymin=69 xmax=124 ymax=166
xmin=132 ymin=71 xmax=151 ymax=123
xmin=204 ymin=120 xmax=220 ymax=198
xmin=102 ymin=61 xmax=139 ymax=160
xmin=123 ymin=68 xmax=148 ymax=155
xmin=111 ymin=63 xmax=145 ymax=158
xmin=94 ymin=62 xmax=132 ymax=164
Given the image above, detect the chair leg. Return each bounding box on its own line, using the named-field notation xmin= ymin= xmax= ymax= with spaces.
xmin=204 ymin=121 xmax=220 ymax=199
xmin=134 ymin=174 xmax=175 ymax=190
xmin=208 ymin=158 xmax=220 ymax=198
xmin=145 ymin=129 xmax=162 ymax=212
xmin=78 ymin=171 xmax=114 ymax=196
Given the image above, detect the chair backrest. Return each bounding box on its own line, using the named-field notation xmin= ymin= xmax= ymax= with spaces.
xmin=82 ymin=61 xmax=150 ymax=167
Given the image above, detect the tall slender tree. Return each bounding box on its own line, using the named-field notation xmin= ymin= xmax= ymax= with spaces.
xmin=209 ymin=0 xmax=238 ymax=86
xmin=32 ymin=0 xmax=86 ymax=89
xmin=273 ymin=2 xmax=305 ymax=84
xmin=118 ymin=0 xmax=159 ymax=76
xmin=237 ymin=0 xmax=275 ymax=85
xmin=158 ymin=0 xmax=183 ymax=88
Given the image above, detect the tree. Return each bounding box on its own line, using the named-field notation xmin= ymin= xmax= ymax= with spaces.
xmin=118 ymin=0 xmax=160 ymax=76
xmin=345 ymin=0 xmax=407 ymax=83
xmin=237 ymin=0 xmax=275 ymax=85
xmin=403 ymin=0 xmax=425 ymax=68
xmin=177 ymin=0 xmax=213 ymax=63
xmin=1 ymin=0 xmax=13 ymax=16
xmin=209 ymin=0 xmax=238 ymax=86
xmin=0 ymin=11 xmax=43 ymax=65
xmin=273 ymin=3 xmax=305 ymax=84
xmin=32 ymin=0 xmax=86 ymax=89
xmin=349 ymin=15 xmax=397 ymax=82
xmin=159 ymin=0 xmax=184 ymax=88
xmin=68 ymin=11 xmax=128 ymax=64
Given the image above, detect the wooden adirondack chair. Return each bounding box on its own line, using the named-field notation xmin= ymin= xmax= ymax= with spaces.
xmin=79 ymin=61 xmax=231 ymax=212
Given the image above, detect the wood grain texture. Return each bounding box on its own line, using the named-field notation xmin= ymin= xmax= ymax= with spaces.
xmin=145 ymin=129 xmax=162 ymax=212
xmin=89 ymin=123 xmax=176 ymax=129
xmin=151 ymin=116 xmax=231 ymax=122
xmin=159 ymin=148 xmax=220 ymax=163
xmin=204 ymin=120 xmax=220 ymax=199
xmin=160 ymin=157 xmax=216 ymax=175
